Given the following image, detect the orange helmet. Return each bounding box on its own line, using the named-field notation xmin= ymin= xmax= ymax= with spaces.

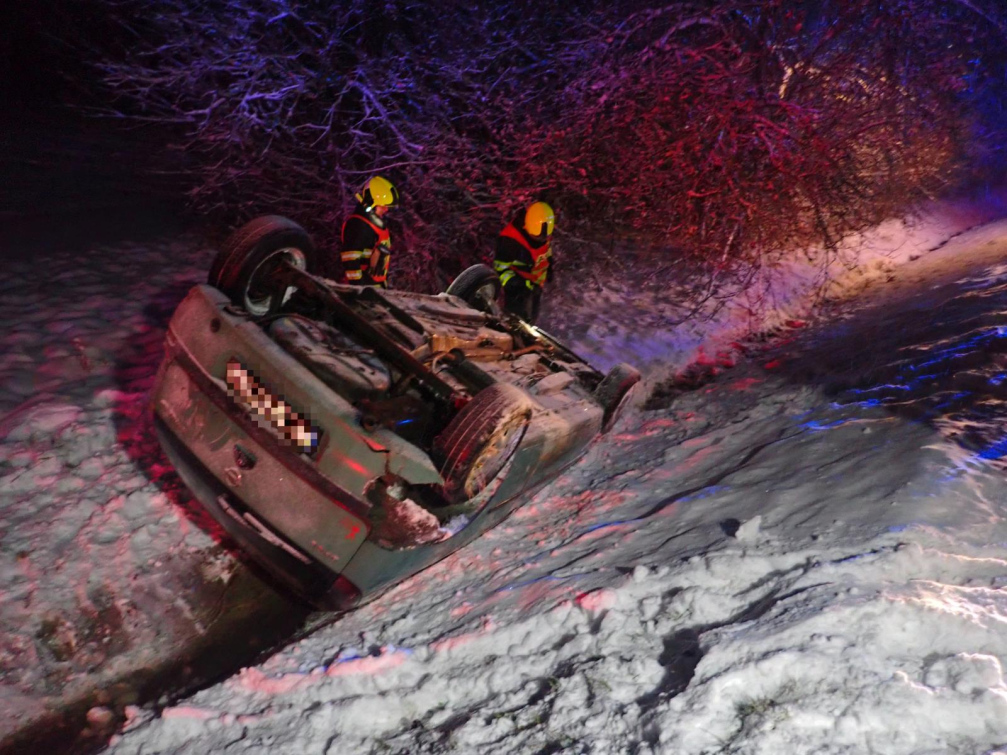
xmin=524 ymin=201 xmax=555 ymax=237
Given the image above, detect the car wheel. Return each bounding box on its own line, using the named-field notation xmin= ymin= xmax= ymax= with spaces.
xmin=595 ymin=363 xmax=641 ymax=432
xmin=433 ymin=383 xmax=532 ymax=504
xmin=446 ymin=264 xmax=503 ymax=315
xmin=209 ymin=215 xmax=316 ymax=316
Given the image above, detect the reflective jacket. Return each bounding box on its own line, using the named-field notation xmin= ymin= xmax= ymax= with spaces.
xmin=340 ymin=208 xmax=391 ymax=287
xmin=493 ymin=220 xmax=552 ymax=290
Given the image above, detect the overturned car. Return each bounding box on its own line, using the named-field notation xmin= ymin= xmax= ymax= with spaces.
xmin=151 ymin=216 xmax=640 ymax=609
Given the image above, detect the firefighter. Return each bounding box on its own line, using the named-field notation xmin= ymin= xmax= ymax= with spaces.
xmin=493 ymin=201 xmax=555 ymax=324
xmin=340 ymin=175 xmax=399 ymax=287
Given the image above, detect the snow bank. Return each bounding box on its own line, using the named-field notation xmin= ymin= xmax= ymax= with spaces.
xmin=111 ymin=268 xmax=1007 ymax=754
xmin=6 ymin=187 xmax=1007 ymax=754
xmin=0 ymin=236 xmax=304 ymax=749
xmin=107 ymin=535 xmax=1007 ymax=754
xmin=547 ymin=186 xmax=1007 ymax=379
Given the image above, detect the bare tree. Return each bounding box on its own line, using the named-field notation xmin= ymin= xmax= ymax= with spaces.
xmin=85 ymin=0 xmax=1006 ymax=293
xmin=514 ymin=0 xmax=1006 ymax=287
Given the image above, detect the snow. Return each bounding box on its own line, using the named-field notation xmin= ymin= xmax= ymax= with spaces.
xmin=0 ymin=239 xmax=262 ymax=745
xmin=6 ymin=189 xmax=1007 ymax=753
xmin=548 ymin=188 xmax=1007 ymax=377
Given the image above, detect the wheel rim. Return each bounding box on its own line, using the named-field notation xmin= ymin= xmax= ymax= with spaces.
xmin=473 ymin=283 xmax=501 ymax=315
xmin=244 ymin=247 xmax=307 ymax=316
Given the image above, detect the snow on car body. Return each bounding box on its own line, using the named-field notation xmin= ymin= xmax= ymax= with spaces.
xmin=151 ymin=216 xmax=639 ymax=609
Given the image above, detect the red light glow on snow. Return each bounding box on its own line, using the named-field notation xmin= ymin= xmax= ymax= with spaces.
xmin=728 ymin=377 xmax=764 ymax=391
xmin=576 ymin=588 xmax=616 ymax=612
xmin=325 ymin=649 xmax=408 ymax=677
xmin=431 ymin=617 xmax=496 ymax=655
xmin=612 ymin=416 xmax=678 ymax=443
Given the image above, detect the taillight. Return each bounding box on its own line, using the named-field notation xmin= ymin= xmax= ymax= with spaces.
xmin=225 ymin=359 xmax=321 ymax=454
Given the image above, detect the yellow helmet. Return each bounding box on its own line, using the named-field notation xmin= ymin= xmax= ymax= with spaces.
xmin=358 ymin=175 xmax=399 ymax=211
xmin=524 ymin=201 xmax=555 ymax=237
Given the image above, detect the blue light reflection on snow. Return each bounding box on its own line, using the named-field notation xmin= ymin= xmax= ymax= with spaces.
xmin=831 ymin=397 xmax=882 ymax=409
xmin=933 ymin=391 xmax=972 ymax=413
xmin=807 ymin=309 xmax=1007 ymax=465
xmin=978 ymin=435 xmax=1007 ymax=460
xmin=800 ymin=418 xmax=855 ymax=432
xmin=304 ymin=644 xmax=415 ymax=673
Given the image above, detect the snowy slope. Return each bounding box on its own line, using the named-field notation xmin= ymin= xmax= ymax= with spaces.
xmin=546 ymin=189 xmax=1007 ymax=377
xmin=99 ymin=211 xmax=1007 ymax=754
xmin=0 ymin=238 xmax=306 ymax=749
xmin=3 ymin=193 xmax=1007 ymax=753
xmin=105 ymin=365 xmax=1007 ymax=753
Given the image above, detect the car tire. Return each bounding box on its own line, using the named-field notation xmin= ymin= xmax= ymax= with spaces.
xmin=446 ymin=264 xmax=502 ymax=315
xmin=433 ymin=383 xmax=532 ymax=504
xmin=595 ymin=363 xmax=641 ymax=432
xmin=209 ymin=215 xmax=316 ymax=316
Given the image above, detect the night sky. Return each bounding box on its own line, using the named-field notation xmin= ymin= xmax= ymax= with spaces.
xmin=3 ymin=3 xmax=77 ymax=113
xmin=2 ymin=3 xmax=186 ymax=255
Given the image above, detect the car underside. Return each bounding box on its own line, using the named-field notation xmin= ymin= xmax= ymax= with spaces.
xmin=151 ymin=216 xmax=639 ymax=608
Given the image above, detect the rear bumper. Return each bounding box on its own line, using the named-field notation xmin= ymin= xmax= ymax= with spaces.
xmin=154 ymin=415 xmax=362 ymax=610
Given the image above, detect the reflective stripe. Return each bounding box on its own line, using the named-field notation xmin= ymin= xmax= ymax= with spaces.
xmin=494 ymin=259 xmax=528 ymax=271
xmin=497 ymin=266 xmax=531 ymax=289
xmin=341 ymin=250 xmax=366 ymax=262
xmin=345 ymin=270 xmax=363 ymax=280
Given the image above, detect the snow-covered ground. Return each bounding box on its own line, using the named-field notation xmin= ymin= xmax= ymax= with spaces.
xmin=0 ymin=235 xmax=308 ymax=751
xmin=4 ymin=191 xmax=1007 ymax=753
